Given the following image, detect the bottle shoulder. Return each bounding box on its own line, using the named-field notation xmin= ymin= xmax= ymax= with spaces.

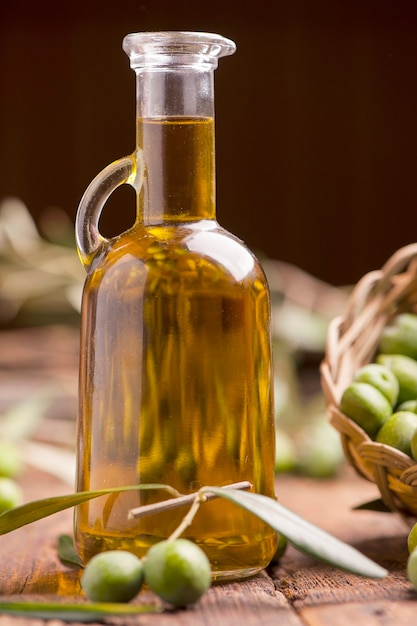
xmin=89 ymin=220 xmax=268 ymax=287
xmin=183 ymin=220 xmax=265 ymax=282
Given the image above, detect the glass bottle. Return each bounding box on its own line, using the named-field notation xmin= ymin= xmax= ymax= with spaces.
xmin=74 ymin=31 xmax=277 ymax=581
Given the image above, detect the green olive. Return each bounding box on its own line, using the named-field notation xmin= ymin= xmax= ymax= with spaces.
xmin=81 ymin=550 xmax=144 ymax=603
xmin=0 ymin=478 xmax=22 ymax=512
xmin=143 ymin=539 xmax=211 ymax=607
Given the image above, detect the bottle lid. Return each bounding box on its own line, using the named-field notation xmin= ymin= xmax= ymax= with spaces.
xmin=123 ymin=31 xmax=236 ymax=70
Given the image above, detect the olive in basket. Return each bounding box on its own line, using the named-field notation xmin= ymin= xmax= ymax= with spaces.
xmin=340 ymin=378 xmax=393 ymax=438
xmin=379 ymin=313 xmax=417 ymax=361
xmin=353 ymin=363 xmax=399 ymax=408
xmin=376 ymin=353 xmax=417 ymax=405
xmin=397 ymin=399 xmax=417 ymax=413
xmin=375 ymin=411 xmax=417 ymax=457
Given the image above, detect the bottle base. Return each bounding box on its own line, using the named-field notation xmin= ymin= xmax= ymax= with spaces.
xmin=211 ymin=565 xmax=266 ymax=583
xmin=75 ymin=527 xmax=277 ymax=584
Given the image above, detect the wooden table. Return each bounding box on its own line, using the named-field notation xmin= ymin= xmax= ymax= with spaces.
xmin=0 ymin=326 xmax=416 ymax=625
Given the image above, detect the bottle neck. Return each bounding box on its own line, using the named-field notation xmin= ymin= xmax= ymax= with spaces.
xmin=135 ymin=70 xmax=216 ymax=224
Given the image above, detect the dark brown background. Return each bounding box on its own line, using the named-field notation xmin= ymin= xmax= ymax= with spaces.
xmin=1 ymin=0 xmax=417 ymax=286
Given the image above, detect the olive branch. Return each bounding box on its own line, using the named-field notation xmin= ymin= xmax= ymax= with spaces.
xmin=0 ymin=480 xmax=386 ymax=579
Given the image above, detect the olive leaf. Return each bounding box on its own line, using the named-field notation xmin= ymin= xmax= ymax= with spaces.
xmin=0 ymin=600 xmax=161 ymax=622
xmin=202 ymin=487 xmax=387 ymax=579
xmin=353 ymin=498 xmax=392 ymax=513
xmin=0 ymin=483 xmax=179 ymax=535
xmin=57 ymin=534 xmax=84 ymax=568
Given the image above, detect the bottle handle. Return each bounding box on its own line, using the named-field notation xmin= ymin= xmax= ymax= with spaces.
xmin=75 ymin=151 xmax=143 ymax=271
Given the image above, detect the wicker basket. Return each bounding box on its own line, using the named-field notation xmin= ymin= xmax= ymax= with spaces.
xmin=320 ymin=243 xmax=417 ymax=517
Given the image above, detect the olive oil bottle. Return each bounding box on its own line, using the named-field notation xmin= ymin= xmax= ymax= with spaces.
xmin=74 ymin=31 xmax=277 ymax=581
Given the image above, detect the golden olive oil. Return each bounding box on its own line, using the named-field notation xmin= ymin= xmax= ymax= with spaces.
xmin=75 ymin=115 xmax=277 ymax=581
